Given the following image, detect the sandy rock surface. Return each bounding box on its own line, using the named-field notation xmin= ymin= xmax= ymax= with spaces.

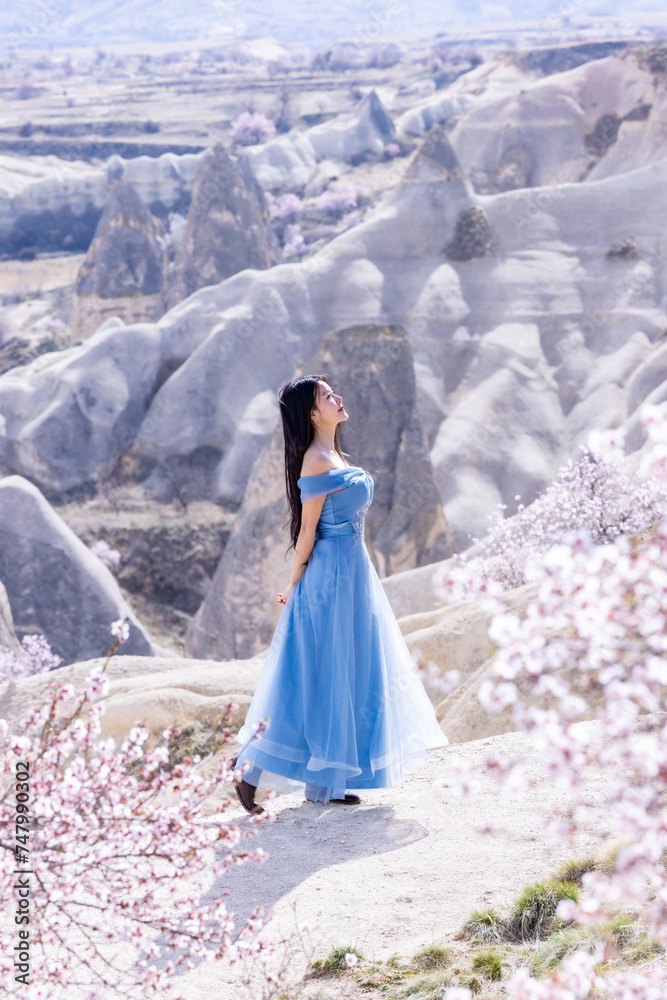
xmin=0 ymin=475 xmax=159 ymax=665
xmin=0 ymin=651 xmax=267 ymax=738
xmin=171 ymin=720 xmax=618 ymax=999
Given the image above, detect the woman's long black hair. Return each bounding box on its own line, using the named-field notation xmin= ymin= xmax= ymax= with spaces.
xmin=279 ymin=374 xmax=349 ymax=553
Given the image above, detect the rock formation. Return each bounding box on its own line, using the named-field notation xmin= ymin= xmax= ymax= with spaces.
xmin=0 ymin=297 xmax=214 ymax=498
xmin=447 ymin=52 xmax=661 ymax=192
xmin=71 ymin=512 xmax=234 ymax=616
xmin=4 ymin=57 xmax=667 ymax=558
xmin=0 ymin=148 xmax=207 ymax=257
xmin=185 ymin=322 xmax=450 ymax=661
xmin=70 ymin=181 xmax=167 ymax=338
xmin=163 ymin=144 xmax=280 ymax=310
xmin=241 ymin=129 xmax=318 ymax=191
xmin=306 ymin=89 xmax=396 ymax=162
xmin=0 ymin=578 xmax=22 ymax=658
xmin=0 ymin=475 xmax=161 ymax=667
xmin=243 ymin=89 xmax=397 ymax=190
xmin=0 ymin=651 xmax=266 ymax=744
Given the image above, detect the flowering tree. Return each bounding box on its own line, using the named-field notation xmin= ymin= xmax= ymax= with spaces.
xmin=438 ymin=427 xmax=667 ymax=601
xmin=0 ymin=634 xmax=63 ymax=684
xmin=0 ymin=619 xmax=272 ymax=999
xmin=266 ymin=192 xmax=303 ymax=223
xmin=230 ymin=111 xmax=276 ymax=146
xmin=436 ymin=402 xmax=667 ymax=998
xmin=315 ymin=185 xmax=361 ymax=218
xmin=89 ymin=538 xmax=121 ymax=570
xmin=282 ymin=224 xmax=306 ymax=258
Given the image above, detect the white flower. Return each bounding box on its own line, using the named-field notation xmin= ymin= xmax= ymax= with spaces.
xmin=344 ymin=953 xmax=358 ymax=969
xmin=90 ymin=539 xmax=121 ymax=569
xmin=478 ymin=679 xmax=517 ymax=712
xmin=587 ymin=425 xmax=626 ymax=465
xmin=110 ymin=618 xmax=130 ymax=643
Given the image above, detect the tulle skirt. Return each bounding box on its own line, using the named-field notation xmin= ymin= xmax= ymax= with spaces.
xmin=234 ymin=523 xmax=448 ymax=803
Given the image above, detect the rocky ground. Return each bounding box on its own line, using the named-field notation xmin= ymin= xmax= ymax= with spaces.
xmin=14 ymin=712 xmax=658 ymax=1000
xmin=56 ymin=488 xmax=236 ymax=653
xmin=173 ymin=715 xmax=666 ymax=1000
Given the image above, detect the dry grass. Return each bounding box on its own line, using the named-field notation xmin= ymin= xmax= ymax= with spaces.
xmin=284 ymin=852 xmax=667 ymax=1000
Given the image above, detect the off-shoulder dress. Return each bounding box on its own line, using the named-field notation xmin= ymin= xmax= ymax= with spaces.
xmin=232 ymin=464 xmax=448 ymax=803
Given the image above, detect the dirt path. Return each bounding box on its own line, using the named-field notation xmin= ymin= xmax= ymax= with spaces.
xmin=175 ymin=722 xmax=616 ymax=999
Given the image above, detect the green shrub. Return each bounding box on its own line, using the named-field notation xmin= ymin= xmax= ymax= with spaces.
xmin=461 ymin=907 xmax=506 ymax=943
xmin=471 ymin=949 xmax=503 ymax=980
xmin=552 ymin=857 xmax=597 ymax=887
xmin=313 ymin=944 xmax=364 ymax=975
xmin=602 ymin=915 xmax=664 ymax=963
xmin=531 ymin=928 xmax=592 ymax=972
xmin=412 ymin=944 xmax=451 ymax=970
xmin=604 ymin=913 xmax=635 ymax=946
xmin=624 ymin=933 xmax=664 ymax=964
xmin=398 ymin=970 xmax=449 ymax=997
xmin=508 ymin=880 xmax=579 ymax=941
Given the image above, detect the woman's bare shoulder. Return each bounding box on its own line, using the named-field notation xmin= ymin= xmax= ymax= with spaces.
xmin=300 ymin=449 xmax=340 ymax=477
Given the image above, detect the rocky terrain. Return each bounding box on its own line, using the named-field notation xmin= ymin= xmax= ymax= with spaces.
xmin=0 ymin=627 xmax=655 ymax=998
xmin=2 ymin=34 xmax=667 ymax=664
xmin=71 ymin=180 xmax=167 ymax=336
xmin=2 ymin=25 xmax=667 ymax=997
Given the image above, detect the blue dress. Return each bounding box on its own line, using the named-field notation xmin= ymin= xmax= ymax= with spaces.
xmin=233 ymin=465 xmax=448 ymax=803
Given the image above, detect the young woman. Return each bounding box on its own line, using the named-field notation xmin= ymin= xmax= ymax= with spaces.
xmin=230 ymin=374 xmax=448 ymax=812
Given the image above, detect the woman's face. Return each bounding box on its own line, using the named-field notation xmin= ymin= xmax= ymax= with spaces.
xmin=314 ymin=381 xmax=348 ymax=426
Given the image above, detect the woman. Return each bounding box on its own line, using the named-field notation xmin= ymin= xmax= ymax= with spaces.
xmin=230 ymin=374 xmax=448 ymax=812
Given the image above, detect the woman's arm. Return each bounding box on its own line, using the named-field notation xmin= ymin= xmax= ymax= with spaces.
xmin=277 ymin=494 xmax=326 ymax=604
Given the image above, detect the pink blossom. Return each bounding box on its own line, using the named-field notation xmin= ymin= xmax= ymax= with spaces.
xmin=478 ymin=679 xmax=517 ymax=712
xmin=445 ymin=403 xmax=667 ymax=1000
xmin=315 ymin=185 xmax=361 ymax=217
xmin=230 ymin=110 xmax=276 ymax=146
xmin=110 ymin=618 xmax=129 ymax=643
xmin=269 ymin=192 xmax=303 ymax=221
xmin=282 ymin=223 xmax=305 ymax=257
xmin=90 ymin=538 xmax=121 ymax=569
xmin=0 ymin=635 xmax=271 ymax=998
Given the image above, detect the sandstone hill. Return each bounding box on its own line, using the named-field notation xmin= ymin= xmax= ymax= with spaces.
xmin=163 ymin=143 xmax=280 ymax=310
xmin=3 ymin=100 xmax=667 ymax=552
xmin=244 ymin=89 xmax=398 ymax=190
xmin=3 ymin=42 xmax=667 ymax=669
xmin=0 ymin=149 xmax=207 ymax=257
xmin=71 ymin=181 xmax=167 ymax=338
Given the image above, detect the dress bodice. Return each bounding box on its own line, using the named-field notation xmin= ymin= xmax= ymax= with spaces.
xmin=297 ymin=466 xmax=374 ymax=540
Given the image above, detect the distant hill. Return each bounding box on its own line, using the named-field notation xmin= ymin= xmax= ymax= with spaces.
xmin=2 ymin=0 xmax=667 ymax=50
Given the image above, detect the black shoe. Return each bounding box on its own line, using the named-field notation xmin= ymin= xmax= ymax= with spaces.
xmin=229 ymin=756 xmax=264 ymax=815
xmin=329 ymin=794 xmax=361 ymax=805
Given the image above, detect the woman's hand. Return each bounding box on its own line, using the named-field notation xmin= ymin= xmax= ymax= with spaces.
xmin=277 ymin=582 xmax=293 ymax=605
